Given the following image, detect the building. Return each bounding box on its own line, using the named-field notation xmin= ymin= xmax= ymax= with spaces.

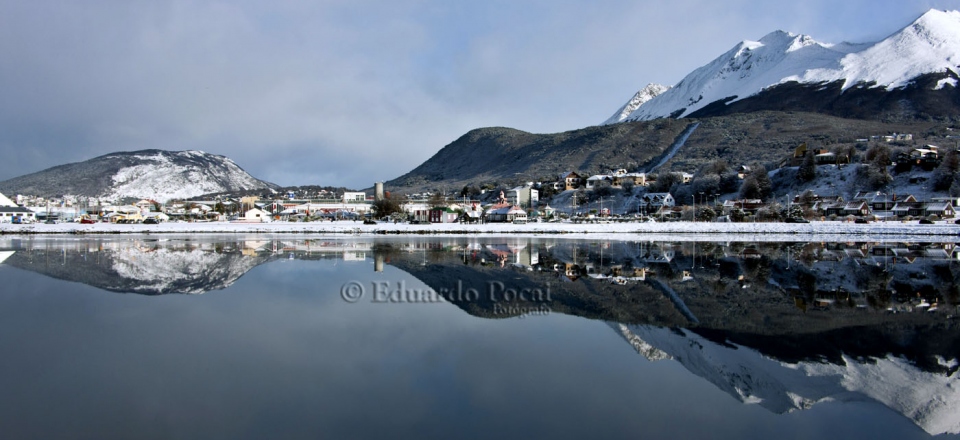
xmin=506 ymin=185 xmax=539 ymax=207
xmin=641 ymin=193 xmax=675 ymax=210
xmin=558 ymin=172 xmax=583 ymax=191
xmin=235 ymin=208 xmax=271 ymax=223
xmin=484 ymin=205 xmax=527 ymax=223
xmin=429 ymin=207 xmax=460 ymax=223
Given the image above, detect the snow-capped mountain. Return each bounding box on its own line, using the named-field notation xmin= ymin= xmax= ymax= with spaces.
xmin=612 ymin=323 xmax=960 ymax=436
xmin=0 ymin=149 xmax=278 ymax=202
xmin=605 ymin=9 xmax=960 ymax=124
xmin=602 ymin=83 xmax=670 ymax=125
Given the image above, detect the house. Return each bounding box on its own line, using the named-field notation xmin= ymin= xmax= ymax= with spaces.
xmin=506 ymin=185 xmax=539 ymax=207
xmin=722 ymin=199 xmax=765 ymax=215
xmin=484 ymin=205 xmax=527 ymax=223
xmin=641 ymin=193 xmax=675 ymax=210
xmin=0 ymin=206 xmax=36 ymax=223
xmin=585 ymin=175 xmax=612 ymax=190
xmin=143 ymin=212 xmax=170 ymax=223
xmin=617 ymin=172 xmax=650 ymax=187
xmin=235 ymin=208 xmax=271 ymax=223
xmin=925 ymin=202 xmax=956 ymax=219
xmin=892 ymin=201 xmax=926 ymax=218
xmin=135 ymin=199 xmax=160 ymax=211
xmin=558 ymin=172 xmax=583 ymax=191
xmin=429 ymin=207 xmax=460 ymax=223
xmin=841 ymin=201 xmax=870 ymax=217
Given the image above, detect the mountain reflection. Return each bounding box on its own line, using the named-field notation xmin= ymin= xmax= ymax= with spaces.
xmin=2 ymin=235 xmax=959 ymax=435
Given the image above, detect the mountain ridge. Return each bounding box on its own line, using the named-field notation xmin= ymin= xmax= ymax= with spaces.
xmin=607 ymin=9 xmax=960 ymax=123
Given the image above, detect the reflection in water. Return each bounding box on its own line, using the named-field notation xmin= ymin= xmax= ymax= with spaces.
xmin=1 ymin=235 xmax=959 ymax=436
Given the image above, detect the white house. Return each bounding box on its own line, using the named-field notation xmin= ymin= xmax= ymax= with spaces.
xmin=485 ymin=205 xmax=527 ymax=223
xmin=235 ymin=208 xmax=271 ymax=223
xmin=641 ymin=193 xmax=675 ymax=209
xmin=506 ymin=185 xmax=539 ymax=207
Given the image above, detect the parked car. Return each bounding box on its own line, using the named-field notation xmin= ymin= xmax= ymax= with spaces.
xmin=784 ymin=217 xmax=808 ymax=223
xmin=854 ymin=218 xmax=869 ymax=224
xmin=919 ymin=219 xmax=934 ymax=224
xmin=142 ymin=218 xmax=159 ymax=224
xmin=80 ymin=218 xmax=97 ymax=224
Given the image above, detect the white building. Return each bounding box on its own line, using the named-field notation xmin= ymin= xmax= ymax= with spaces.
xmin=506 ymin=185 xmax=539 ymax=207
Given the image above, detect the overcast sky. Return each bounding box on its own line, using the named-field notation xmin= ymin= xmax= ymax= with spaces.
xmin=0 ymin=1 xmax=955 ymax=189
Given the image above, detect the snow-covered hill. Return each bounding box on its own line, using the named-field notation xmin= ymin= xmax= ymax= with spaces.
xmin=0 ymin=149 xmax=278 ymax=202
xmin=606 ymin=9 xmax=960 ymax=123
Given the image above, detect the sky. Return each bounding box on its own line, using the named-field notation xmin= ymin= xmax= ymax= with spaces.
xmin=0 ymin=1 xmax=956 ymax=190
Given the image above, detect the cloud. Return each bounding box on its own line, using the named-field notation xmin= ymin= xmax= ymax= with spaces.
xmin=0 ymin=0 xmax=955 ymax=189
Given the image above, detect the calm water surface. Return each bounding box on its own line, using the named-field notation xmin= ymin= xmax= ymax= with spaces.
xmin=0 ymin=236 xmax=957 ymax=439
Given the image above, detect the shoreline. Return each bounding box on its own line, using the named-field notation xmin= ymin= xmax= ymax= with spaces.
xmin=3 ymin=220 xmax=959 ymax=238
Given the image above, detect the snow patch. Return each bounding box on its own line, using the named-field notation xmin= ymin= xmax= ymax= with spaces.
xmin=936 ymin=77 xmax=958 ymax=89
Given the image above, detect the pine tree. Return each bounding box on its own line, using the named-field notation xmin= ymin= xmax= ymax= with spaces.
xmin=798 ymin=153 xmax=816 ymax=182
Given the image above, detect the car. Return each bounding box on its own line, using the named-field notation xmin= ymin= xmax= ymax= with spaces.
xmin=80 ymin=218 xmax=97 ymax=224
xmin=784 ymin=217 xmax=809 ymax=223
xmin=142 ymin=218 xmax=159 ymax=224
xmin=44 ymin=219 xmax=57 ymax=224
xmin=363 ymin=219 xmax=377 ymax=225
xmin=919 ymin=219 xmax=934 ymax=224
xmin=854 ymin=218 xmax=869 ymax=224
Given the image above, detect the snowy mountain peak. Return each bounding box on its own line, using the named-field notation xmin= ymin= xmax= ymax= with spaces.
xmin=603 ymin=83 xmax=671 ymax=124
xmin=606 ymin=9 xmax=960 ymax=123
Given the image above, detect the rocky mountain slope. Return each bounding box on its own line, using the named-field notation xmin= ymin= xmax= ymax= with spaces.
xmin=0 ymin=149 xmax=278 ymax=202
xmin=386 ymin=111 xmax=946 ymax=193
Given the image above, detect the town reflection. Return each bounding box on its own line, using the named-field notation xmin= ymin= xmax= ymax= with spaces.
xmin=2 ymin=235 xmax=959 ymax=435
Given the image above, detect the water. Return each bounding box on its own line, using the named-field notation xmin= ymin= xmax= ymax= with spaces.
xmin=0 ymin=235 xmax=957 ymax=439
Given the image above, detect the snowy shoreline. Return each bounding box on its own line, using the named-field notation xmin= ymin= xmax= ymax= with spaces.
xmin=2 ymin=220 xmax=959 ymax=241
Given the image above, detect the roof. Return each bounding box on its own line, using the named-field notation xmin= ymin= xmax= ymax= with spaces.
xmin=0 ymin=206 xmax=32 ymax=214
xmin=0 ymin=192 xmax=16 ymax=208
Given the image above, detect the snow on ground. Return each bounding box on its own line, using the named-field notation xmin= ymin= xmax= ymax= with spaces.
xmin=2 ymin=219 xmax=958 ymax=243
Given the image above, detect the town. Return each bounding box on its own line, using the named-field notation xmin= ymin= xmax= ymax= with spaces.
xmin=3 ymin=135 xmax=960 ymax=226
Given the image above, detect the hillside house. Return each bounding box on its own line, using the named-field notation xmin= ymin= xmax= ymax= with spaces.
xmin=641 ymin=193 xmax=675 ymax=213
xmin=722 ymin=199 xmax=764 ymax=215
xmin=616 ymin=172 xmax=650 ymax=187
xmin=585 ymin=175 xmax=613 ymax=190
xmin=558 ymin=172 xmax=583 ymax=191
xmin=506 ymin=185 xmax=539 ymax=207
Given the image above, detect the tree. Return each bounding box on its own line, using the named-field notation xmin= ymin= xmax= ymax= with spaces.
xmin=932 ymin=149 xmax=959 ymax=191
xmin=752 ymin=165 xmax=771 ymax=199
xmin=372 ymin=195 xmax=405 ymax=219
xmin=865 ymin=144 xmax=891 ymax=168
xmin=739 ymin=175 xmax=761 ymax=200
xmin=428 ymin=192 xmax=447 ymax=208
xmin=797 ymin=152 xmax=816 ymax=182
